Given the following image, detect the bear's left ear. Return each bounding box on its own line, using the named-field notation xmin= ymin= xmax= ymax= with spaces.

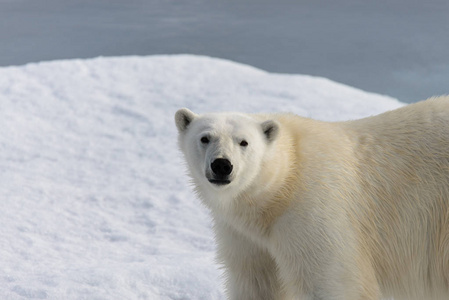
xmin=175 ymin=108 xmax=197 ymax=133
xmin=261 ymin=120 xmax=279 ymax=142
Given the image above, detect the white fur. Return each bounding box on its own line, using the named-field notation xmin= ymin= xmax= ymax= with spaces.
xmin=175 ymin=97 xmax=449 ymax=300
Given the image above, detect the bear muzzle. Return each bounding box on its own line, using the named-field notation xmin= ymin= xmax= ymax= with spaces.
xmin=208 ymin=158 xmax=233 ymax=185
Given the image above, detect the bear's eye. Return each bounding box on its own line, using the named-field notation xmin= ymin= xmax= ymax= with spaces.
xmin=200 ymin=136 xmax=209 ymax=144
xmin=240 ymin=140 xmax=248 ymax=147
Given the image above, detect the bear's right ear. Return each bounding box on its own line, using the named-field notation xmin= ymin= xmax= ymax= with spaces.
xmin=175 ymin=108 xmax=197 ymax=132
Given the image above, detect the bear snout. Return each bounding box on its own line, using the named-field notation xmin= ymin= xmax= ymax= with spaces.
xmin=209 ymin=158 xmax=233 ymax=185
xmin=211 ymin=158 xmax=233 ymax=176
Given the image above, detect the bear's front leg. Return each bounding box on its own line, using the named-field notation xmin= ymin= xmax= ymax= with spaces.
xmin=214 ymin=222 xmax=283 ymax=300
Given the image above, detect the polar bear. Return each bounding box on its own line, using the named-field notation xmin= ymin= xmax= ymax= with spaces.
xmin=175 ymin=96 xmax=449 ymax=300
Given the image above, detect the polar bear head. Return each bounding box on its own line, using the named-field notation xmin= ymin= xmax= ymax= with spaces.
xmin=175 ymin=108 xmax=279 ymax=198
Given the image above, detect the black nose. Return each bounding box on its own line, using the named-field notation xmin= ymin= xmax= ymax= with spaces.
xmin=211 ymin=158 xmax=233 ymax=176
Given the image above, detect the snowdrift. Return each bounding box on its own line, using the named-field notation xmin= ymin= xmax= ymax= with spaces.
xmin=0 ymin=55 xmax=403 ymax=299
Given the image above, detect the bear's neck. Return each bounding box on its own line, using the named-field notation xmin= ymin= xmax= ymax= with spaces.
xmin=230 ymin=121 xmax=301 ymax=239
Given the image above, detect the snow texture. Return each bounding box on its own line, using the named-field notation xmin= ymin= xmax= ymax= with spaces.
xmin=0 ymin=55 xmax=404 ymax=299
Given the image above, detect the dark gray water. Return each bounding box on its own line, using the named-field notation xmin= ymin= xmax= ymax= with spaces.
xmin=1 ymin=0 xmax=448 ymax=103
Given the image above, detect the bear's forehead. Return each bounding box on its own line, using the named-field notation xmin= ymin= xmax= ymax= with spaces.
xmin=195 ymin=113 xmax=258 ymax=135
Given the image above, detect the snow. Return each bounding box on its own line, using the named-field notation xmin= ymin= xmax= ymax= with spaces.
xmin=0 ymin=55 xmax=404 ymax=299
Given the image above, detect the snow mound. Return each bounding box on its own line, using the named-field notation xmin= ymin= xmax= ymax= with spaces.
xmin=0 ymin=55 xmax=403 ymax=299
